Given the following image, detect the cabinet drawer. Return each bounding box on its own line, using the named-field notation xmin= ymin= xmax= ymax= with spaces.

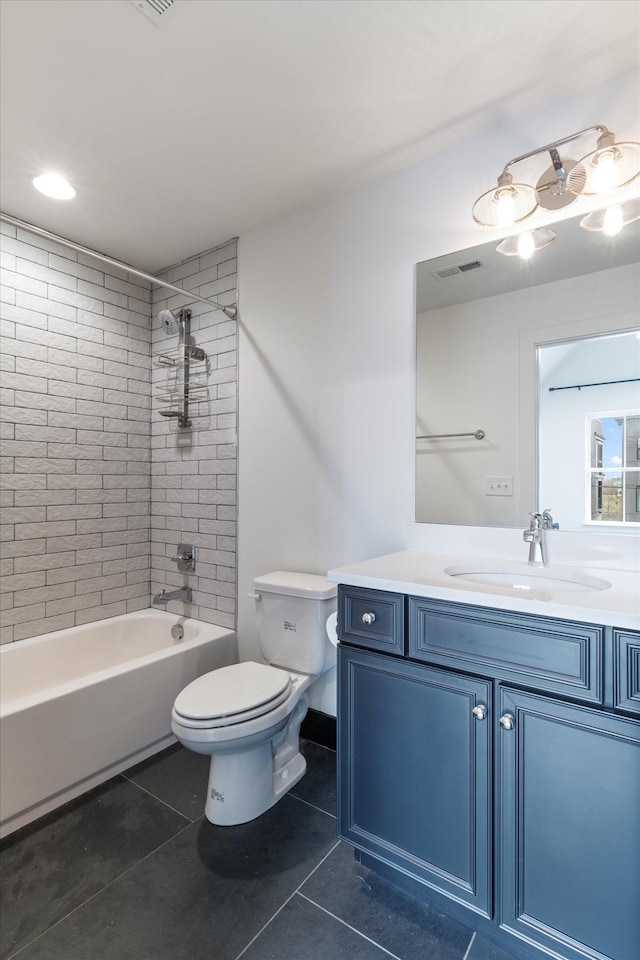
xmin=614 ymin=629 xmax=640 ymax=715
xmin=409 ymin=598 xmax=603 ymax=703
xmin=338 ymin=585 xmax=405 ymax=655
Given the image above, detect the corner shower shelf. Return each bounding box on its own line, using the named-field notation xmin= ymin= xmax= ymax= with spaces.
xmin=154 ymin=310 xmax=209 ymax=428
xmin=154 ymin=343 xmax=208 ymax=368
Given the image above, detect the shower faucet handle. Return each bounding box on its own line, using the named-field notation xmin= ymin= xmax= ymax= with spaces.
xmin=171 ymin=544 xmax=196 ymax=573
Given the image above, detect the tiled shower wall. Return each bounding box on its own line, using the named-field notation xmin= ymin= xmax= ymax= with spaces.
xmin=0 ymin=225 xmax=238 ymax=642
xmin=150 ymin=240 xmax=237 ymax=630
xmin=0 ymin=222 xmax=152 ymax=642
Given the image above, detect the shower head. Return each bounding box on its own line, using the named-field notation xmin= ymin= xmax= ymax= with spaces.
xmin=158 ymin=309 xmax=180 ymax=335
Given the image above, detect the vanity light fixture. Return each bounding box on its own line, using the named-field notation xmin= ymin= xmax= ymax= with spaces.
xmin=472 ymin=125 xmax=640 ymax=229
xmin=579 ymin=197 xmax=640 ymax=236
xmin=472 ymin=174 xmax=538 ymax=229
xmin=32 ymin=173 xmax=76 ymax=200
xmin=496 ymin=228 xmax=556 ymax=260
xmin=567 ymin=133 xmax=640 ymax=197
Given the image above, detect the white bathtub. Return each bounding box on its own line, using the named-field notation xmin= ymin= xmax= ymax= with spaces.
xmin=0 ymin=610 xmax=237 ymax=838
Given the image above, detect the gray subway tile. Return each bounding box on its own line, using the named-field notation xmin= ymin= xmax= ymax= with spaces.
xmin=13 ymin=613 xmax=76 ymax=640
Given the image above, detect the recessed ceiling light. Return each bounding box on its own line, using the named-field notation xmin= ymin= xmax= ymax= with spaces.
xmin=32 ymin=173 xmax=76 ymax=200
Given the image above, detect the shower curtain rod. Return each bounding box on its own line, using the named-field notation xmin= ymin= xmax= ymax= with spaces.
xmin=0 ymin=212 xmax=238 ymax=320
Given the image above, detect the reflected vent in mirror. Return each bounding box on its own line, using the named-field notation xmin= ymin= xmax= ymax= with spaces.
xmin=431 ymin=260 xmax=483 ymax=280
xmin=129 ymin=0 xmax=176 ymax=24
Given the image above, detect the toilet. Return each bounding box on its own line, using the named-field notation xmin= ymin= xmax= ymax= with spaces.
xmin=171 ymin=571 xmax=338 ymax=826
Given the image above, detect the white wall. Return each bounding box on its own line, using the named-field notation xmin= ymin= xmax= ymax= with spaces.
xmin=237 ymin=69 xmax=640 ymax=713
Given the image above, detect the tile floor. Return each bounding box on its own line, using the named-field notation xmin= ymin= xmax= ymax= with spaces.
xmin=0 ymin=740 xmax=516 ymax=960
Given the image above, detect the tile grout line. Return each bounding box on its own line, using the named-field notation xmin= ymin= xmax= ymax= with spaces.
xmin=288 ymin=792 xmax=337 ymax=819
xmin=4 ymin=817 xmax=198 ymax=960
xmin=232 ymin=838 xmax=342 ymax=960
xmin=302 ymin=739 xmax=337 ymax=755
xmin=462 ymin=930 xmax=477 ymax=960
xmin=120 ymin=772 xmax=198 ymax=823
xmin=297 ymin=891 xmax=404 ymax=960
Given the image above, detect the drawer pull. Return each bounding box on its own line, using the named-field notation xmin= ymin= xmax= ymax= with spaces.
xmin=499 ymin=713 xmax=515 ymax=731
xmin=361 ymin=612 xmax=377 ymax=626
xmin=472 ymin=704 xmax=487 ymax=721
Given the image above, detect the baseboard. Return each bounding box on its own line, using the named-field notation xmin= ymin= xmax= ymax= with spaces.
xmin=301 ymin=708 xmax=336 ymax=751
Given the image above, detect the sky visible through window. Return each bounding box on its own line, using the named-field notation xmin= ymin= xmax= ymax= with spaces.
xmin=601 ymin=417 xmax=622 ymax=467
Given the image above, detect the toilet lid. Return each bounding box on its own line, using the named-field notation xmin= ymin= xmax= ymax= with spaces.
xmin=173 ymin=661 xmax=291 ymax=722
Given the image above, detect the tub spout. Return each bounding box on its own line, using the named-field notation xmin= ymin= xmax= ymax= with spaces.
xmin=153 ymin=587 xmax=192 ymax=605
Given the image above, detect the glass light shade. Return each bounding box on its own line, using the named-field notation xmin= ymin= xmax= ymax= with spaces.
xmin=32 ymin=173 xmax=76 ymax=200
xmin=566 ymin=141 xmax=640 ymax=196
xmin=580 ymin=197 xmax=640 ymax=235
xmin=496 ymin=228 xmax=556 ymax=258
xmin=472 ymin=181 xmax=538 ymax=227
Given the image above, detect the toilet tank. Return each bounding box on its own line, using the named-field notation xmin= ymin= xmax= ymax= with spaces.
xmin=253 ymin=571 xmax=337 ymax=675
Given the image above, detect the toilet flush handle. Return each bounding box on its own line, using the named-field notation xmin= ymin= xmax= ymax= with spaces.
xmin=248 ymin=591 xmax=262 ymax=601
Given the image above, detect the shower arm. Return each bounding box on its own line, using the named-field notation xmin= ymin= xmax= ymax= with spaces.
xmin=0 ymin=212 xmax=238 ymax=320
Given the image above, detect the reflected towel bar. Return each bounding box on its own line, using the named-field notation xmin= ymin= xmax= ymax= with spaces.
xmin=417 ymin=429 xmax=486 ymax=440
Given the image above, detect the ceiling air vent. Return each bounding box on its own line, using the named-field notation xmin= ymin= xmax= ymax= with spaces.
xmin=431 ymin=260 xmax=483 ymax=280
xmin=129 ymin=0 xmax=176 ymax=24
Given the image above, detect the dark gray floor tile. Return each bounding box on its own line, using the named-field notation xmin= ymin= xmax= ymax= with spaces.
xmin=0 ymin=777 xmax=189 ymax=960
xmin=467 ymin=933 xmax=520 ymax=960
xmin=123 ymin=742 xmax=210 ymax=820
xmin=241 ymin=892 xmax=396 ymax=960
xmin=289 ymin=740 xmax=336 ymax=817
xmin=14 ymin=794 xmax=339 ymax=960
xmin=301 ymin=842 xmax=473 ymax=960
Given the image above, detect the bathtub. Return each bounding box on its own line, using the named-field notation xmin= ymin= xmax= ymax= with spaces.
xmin=0 ymin=610 xmax=237 ymax=838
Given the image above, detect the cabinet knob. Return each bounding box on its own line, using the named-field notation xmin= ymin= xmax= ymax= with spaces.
xmin=499 ymin=713 xmax=515 ymax=731
xmin=472 ymin=704 xmax=487 ymax=721
xmin=361 ymin=612 xmax=376 ymax=626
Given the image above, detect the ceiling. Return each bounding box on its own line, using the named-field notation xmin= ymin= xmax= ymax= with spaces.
xmin=1 ymin=0 xmax=638 ymax=272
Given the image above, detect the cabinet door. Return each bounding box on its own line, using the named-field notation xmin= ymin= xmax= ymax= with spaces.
xmin=338 ymin=645 xmax=492 ymax=916
xmin=499 ymin=687 xmax=640 ymax=960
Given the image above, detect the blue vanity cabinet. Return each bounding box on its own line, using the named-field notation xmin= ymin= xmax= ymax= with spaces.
xmin=338 ymin=585 xmax=405 ymax=655
xmin=337 ymin=585 xmax=640 ymax=960
xmin=613 ymin=629 xmax=640 ymax=715
xmin=498 ymin=687 xmax=640 ymax=960
xmin=337 ymin=644 xmax=493 ymax=916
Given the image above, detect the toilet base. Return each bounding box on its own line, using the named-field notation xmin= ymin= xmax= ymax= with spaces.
xmin=204 ymin=695 xmax=309 ymax=826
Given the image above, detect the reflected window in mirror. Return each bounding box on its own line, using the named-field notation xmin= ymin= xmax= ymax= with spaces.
xmin=587 ymin=413 xmax=640 ymax=524
xmin=538 ymin=331 xmax=640 ymax=530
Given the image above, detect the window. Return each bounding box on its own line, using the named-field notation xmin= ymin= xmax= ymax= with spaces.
xmin=587 ymin=413 xmax=640 ymax=524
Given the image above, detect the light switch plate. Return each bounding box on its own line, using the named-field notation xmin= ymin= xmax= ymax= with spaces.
xmin=485 ymin=476 xmax=513 ymax=496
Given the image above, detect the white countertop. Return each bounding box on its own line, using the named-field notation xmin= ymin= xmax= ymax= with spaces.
xmin=328 ymin=550 xmax=640 ymax=630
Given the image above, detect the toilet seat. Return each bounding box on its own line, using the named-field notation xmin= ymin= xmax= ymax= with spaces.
xmin=173 ymin=661 xmax=292 ymax=728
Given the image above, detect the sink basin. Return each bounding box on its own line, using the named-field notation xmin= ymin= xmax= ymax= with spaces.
xmin=444 ymin=563 xmax=611 ymax=594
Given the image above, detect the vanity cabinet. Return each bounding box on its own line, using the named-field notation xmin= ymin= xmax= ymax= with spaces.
xmin=337 ymin=586 xmax=640 ymax=960
xmin=498 ymin=686 xmax=640 ymax=960
xmin=338 ymin=645 xmax=492 ymax=915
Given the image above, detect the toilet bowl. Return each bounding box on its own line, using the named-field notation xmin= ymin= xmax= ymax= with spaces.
xmin=171 ymin=572 xmax=337 ymax=825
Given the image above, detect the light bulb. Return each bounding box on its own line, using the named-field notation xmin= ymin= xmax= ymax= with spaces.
xmin=33 ymin=173 xmax=75 ymax=200
xmin=602 ymin=204 xmax=624 ymax=236
xmin=591 ymin=149 xmax=617 ymax=194
xmin=495 ymin=187 xmax=517 ymax=226
xmin=517 ymin=231 xmax=535 ymax=260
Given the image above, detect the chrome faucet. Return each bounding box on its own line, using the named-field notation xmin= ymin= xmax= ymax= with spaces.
xmin=523 ymin=510 xmax=556 ymax=565
xmin=153 ymin=587 xmax=193 ymax=605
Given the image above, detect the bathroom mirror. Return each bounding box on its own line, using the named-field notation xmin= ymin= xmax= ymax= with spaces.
xmin=415 ymin=212 xmax=640 ymax=530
